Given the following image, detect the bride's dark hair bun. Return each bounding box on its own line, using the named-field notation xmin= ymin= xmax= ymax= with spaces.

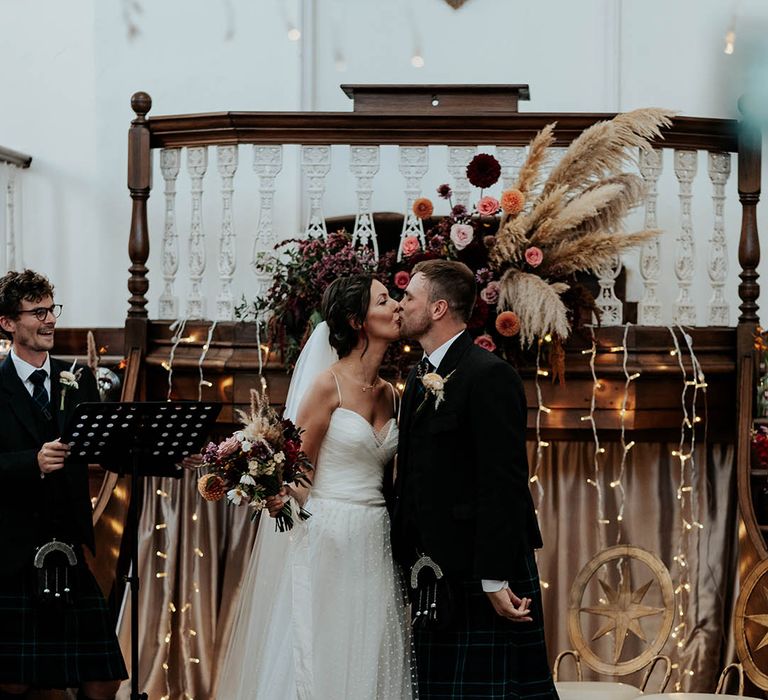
xmin=321 ymin=275 xmax=373 ymax=358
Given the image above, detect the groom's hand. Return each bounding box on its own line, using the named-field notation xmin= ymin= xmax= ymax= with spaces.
xmin=485 ymin=589 xmax=533 ymax=622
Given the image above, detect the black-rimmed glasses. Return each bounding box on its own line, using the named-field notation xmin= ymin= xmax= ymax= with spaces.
xmin=18 ymin=304 xmax=63 ymax=322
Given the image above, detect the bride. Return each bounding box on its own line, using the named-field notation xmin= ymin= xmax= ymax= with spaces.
xmin=216 ymin=274 xmax=414 ymax=699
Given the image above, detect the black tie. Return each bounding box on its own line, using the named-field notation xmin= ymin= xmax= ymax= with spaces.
xmin=29 ymin=369 xmax=51 ymax=418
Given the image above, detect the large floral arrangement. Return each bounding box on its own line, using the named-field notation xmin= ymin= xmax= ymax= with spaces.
xmin=389 ymin=108 xmax=672 ymax=379
xmin=197 ymin=387 xmax=313 ymax=531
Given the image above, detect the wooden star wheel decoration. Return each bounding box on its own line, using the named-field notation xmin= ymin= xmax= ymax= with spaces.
xmin=568 ymin=545 xmax=675 ymax=676
xmin=735 ymin=558 xmax=768 ymax=690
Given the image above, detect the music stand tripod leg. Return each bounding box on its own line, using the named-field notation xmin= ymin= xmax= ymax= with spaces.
xmin=127 ymin=446 xmax=148 ymax=700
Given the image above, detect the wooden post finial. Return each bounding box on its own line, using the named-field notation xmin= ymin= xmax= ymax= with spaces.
xmin=131 ymin=91 xmax=152 ymax=123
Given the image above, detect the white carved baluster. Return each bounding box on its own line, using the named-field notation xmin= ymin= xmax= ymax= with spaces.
xmin=638 ymin=148 xmax=663 ymax=325
xmin=447 ymin=146 xmax=476 ymax=208
xmin=707 ymin=152 xmax=731 ymax=325
xmin=350 ymin=146 xmax=380 ymax=259
xmin=252 ymin=145 xmax=283 ymax=300
xmin=595 ymin=255 xmax=623 ymax=325
xmin=673 ymin=150 xmax=698 ymax=325
xmin=186 ymin=146 xmax=208 ymax=320
xmin=217 ymin=145 xmax=238 ymax=321
xmin=302 ymin=145 xmax=331 ymax=237
xmin=158 ymin=149 xmax=181 ymax=319
xmin=497 ymin=146 xmax=528 ymax=190
xmin=4 ymin=165 xmax=18 ymax=271
xmin=398 ymin=146 xmax=429 ymax=260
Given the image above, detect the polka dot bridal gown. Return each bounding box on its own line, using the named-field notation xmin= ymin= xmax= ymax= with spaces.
xmin=217 ymin=403 xmax=414 ymax=699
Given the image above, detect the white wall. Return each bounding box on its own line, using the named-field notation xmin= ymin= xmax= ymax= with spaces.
xmin=1 ymin=0 xmax=767 ymax=327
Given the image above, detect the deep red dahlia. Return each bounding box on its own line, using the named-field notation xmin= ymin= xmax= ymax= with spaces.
xmin=466 ymin=154 xmax=501 ymax=189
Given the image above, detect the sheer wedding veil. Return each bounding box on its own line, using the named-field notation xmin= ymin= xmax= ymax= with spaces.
xmin=283 ymin=321 xmax=338 ymax=422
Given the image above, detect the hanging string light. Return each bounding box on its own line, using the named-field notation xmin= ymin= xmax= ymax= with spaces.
xmin=165 ymin=319 xmax=188 ymax=401
xmin=154 ymin=478 xmax=173 ymax=700
xmin=197 ymin=321 xmax=218 ymax=401
xmin=613 ymin=323 xmax=640 ymax=543
xmin=582 ymin=330 xmax=608 ymax=552
xmin=666 ymin=325 xmax=705 ymax=690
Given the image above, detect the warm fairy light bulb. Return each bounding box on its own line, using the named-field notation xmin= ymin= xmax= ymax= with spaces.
xmin=403 ymin=345 xmax=412 ymax=353
xmin=537 ymin=369 xmax=549 ymax=376
xmin=724 ymin=29 xmax=735 ymax=54
xmin=529 ymin=475 xmax=539 ymax=483
xmin=156 ymin=572 xmax=167 ymax=578
xmin=287 ymin=26 xmax=301 ymax=41
xmin=156 ymin=551 xmax=168 ymax=559
xmin=539 ymin=405 xmax=552 ymax=414
xmin=543 ymin=334 xmax=553 ymax=343
xmin=541 ymin=580 xmax=550 ymax=589
xmin=610 ymin=345 xmax=625 ymax=352
xmin=411 ymin=53 xmax=425 ymax=68
xmin=155 ymin=523 xmax=167 ymax=530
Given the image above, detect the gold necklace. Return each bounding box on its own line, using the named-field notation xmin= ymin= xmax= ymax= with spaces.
xmin=360 ymin=377 xmax=378 ymax=392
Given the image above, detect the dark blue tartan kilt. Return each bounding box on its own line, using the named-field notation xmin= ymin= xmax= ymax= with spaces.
xmin=0 ymin=554 xmax=127 ymax=688
xmin=414 ymin=551 xmax=559 ymax=699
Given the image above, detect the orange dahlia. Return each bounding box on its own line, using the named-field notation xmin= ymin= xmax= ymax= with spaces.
xmin=495 ymin=311 xmax=521 ymax=337
xmin=197 ymin=473 xmax=227 ymax=502
xmin=501 ymin=189 xmax=525 ymax=215
xmin=412 ymin=197 xmax=434 ymax=220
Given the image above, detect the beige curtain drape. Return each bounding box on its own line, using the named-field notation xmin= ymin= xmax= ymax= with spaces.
xmin=115 ymin=440 xmax=737 ymax=698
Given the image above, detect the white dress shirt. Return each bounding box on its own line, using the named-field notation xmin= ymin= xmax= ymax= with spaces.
xmin=422 ymin=331 xmax=508 ymax=594
xmin=11 ymin=348 xmax=51 ymax=398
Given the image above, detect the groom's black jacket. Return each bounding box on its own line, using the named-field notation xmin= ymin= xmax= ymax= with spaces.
xmin=391 ymin=330 xmax=542 ymax=582
xmin=0 ymin=355 xmax=99 ymax=577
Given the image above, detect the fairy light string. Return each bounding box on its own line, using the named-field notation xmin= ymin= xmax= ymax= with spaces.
xmin=197 ymin=320 xmax=218 ymax=400
xmin=613 ymin=323 xmax=640 ymax=543
xmin=165 ymin=318 xmax=188 ymax=401
xmin=532 ymin=339 xmax=550 ymax=591
xmin=581 ymin=330 xmax=608 ymax=552
xmin=666 ymin=325 xmax=705 ymax=690
xmin=154 ymin=478 xmax=173 ymax=700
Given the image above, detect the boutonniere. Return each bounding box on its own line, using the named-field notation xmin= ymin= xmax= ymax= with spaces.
xmin=59 ymin=360 xmax=83 ymax=410
xmin=419 ymin=370 xmax=455 ymax=411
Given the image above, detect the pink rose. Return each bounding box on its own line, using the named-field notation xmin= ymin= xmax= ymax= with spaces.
xmin=450 ymin=223 xmax=474 ymax=251
xmin=218 ymin=434 xmax=241 ymax=458
xmin=402 ymin=235 xmax=421 ymax=257
xmin=525 ymin=246 xmax=544 ymax=268
xmin=476 ymin=196 xmax=500 ymax=216
xmin=394 ymin=270 xmax=411 ymax=290
xmin=474 ymin=334 xmax=497 ymax=352
xmin=480 ymin=281 xmax=500 ymax=305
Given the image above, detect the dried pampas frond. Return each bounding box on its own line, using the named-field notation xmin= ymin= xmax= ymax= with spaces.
xmin=497 ymin=270 xmax=570 ymax=347
xmin=492 ymin=184 xmax=569 ymax=266
xmin=540 ymin=229 xmax=660 ymax=278
xmin=569 ymin=173 xmax=646 ymax=237
xmin=514 ymin=123 xmax=556 ymax=195
xmin=542 ymin=108 xmax=674 ymax=196
xmin=530 ymin=182 xmax=625 ymax=246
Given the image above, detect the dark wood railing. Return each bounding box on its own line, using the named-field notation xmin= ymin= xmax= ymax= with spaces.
xmin=0 ymin=145 xmax=32 ymax=168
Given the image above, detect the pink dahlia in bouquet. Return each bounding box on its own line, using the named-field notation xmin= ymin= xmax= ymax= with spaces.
xmin=197 ymin=388 xmax=313 ymax=532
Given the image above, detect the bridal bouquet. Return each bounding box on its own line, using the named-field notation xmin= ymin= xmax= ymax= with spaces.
xmin=197 ymin=387 xmax=313 ymax=531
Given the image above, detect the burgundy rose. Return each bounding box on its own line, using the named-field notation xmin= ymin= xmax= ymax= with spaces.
xmin=474 ymin=334 xmax=497 ymax=352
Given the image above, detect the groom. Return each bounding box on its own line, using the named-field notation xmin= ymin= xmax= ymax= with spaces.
xmin=392 ymin=259 xmax=558 ymax=698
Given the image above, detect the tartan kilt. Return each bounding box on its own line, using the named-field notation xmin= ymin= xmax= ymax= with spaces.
xmin=414 ymin=551 xmax=558 ymax=699
xmin=0 ymin=553 xmax=127 ymax=688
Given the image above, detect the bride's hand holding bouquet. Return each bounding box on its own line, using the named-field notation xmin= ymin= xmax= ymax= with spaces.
xmin=197 ymin=386 xmax=314 ymax=531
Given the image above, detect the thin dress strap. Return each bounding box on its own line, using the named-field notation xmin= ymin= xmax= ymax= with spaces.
xmin=387 ymin=381 xmax=398 ymax=414
xmin=329 ymin=370 xmax=343 ymax=407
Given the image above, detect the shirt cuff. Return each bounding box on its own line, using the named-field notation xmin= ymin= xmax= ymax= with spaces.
xmin=481 ymin=579 xmax=509 ymax=593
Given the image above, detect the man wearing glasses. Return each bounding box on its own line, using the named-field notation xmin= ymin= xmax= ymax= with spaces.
xmin=0 ymin=270 xmax=126 ymax=700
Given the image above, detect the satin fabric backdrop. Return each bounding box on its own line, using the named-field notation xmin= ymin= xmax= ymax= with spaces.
xmin=115 ymin=441 xmax=737 ymax=698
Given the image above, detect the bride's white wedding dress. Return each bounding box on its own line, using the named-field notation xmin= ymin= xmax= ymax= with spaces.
xmin=217 ymin=382 xmax=414 ymax=699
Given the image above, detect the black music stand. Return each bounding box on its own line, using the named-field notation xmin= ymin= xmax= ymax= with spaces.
xmin=63 ymin=401 xmax=222 ymax=700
